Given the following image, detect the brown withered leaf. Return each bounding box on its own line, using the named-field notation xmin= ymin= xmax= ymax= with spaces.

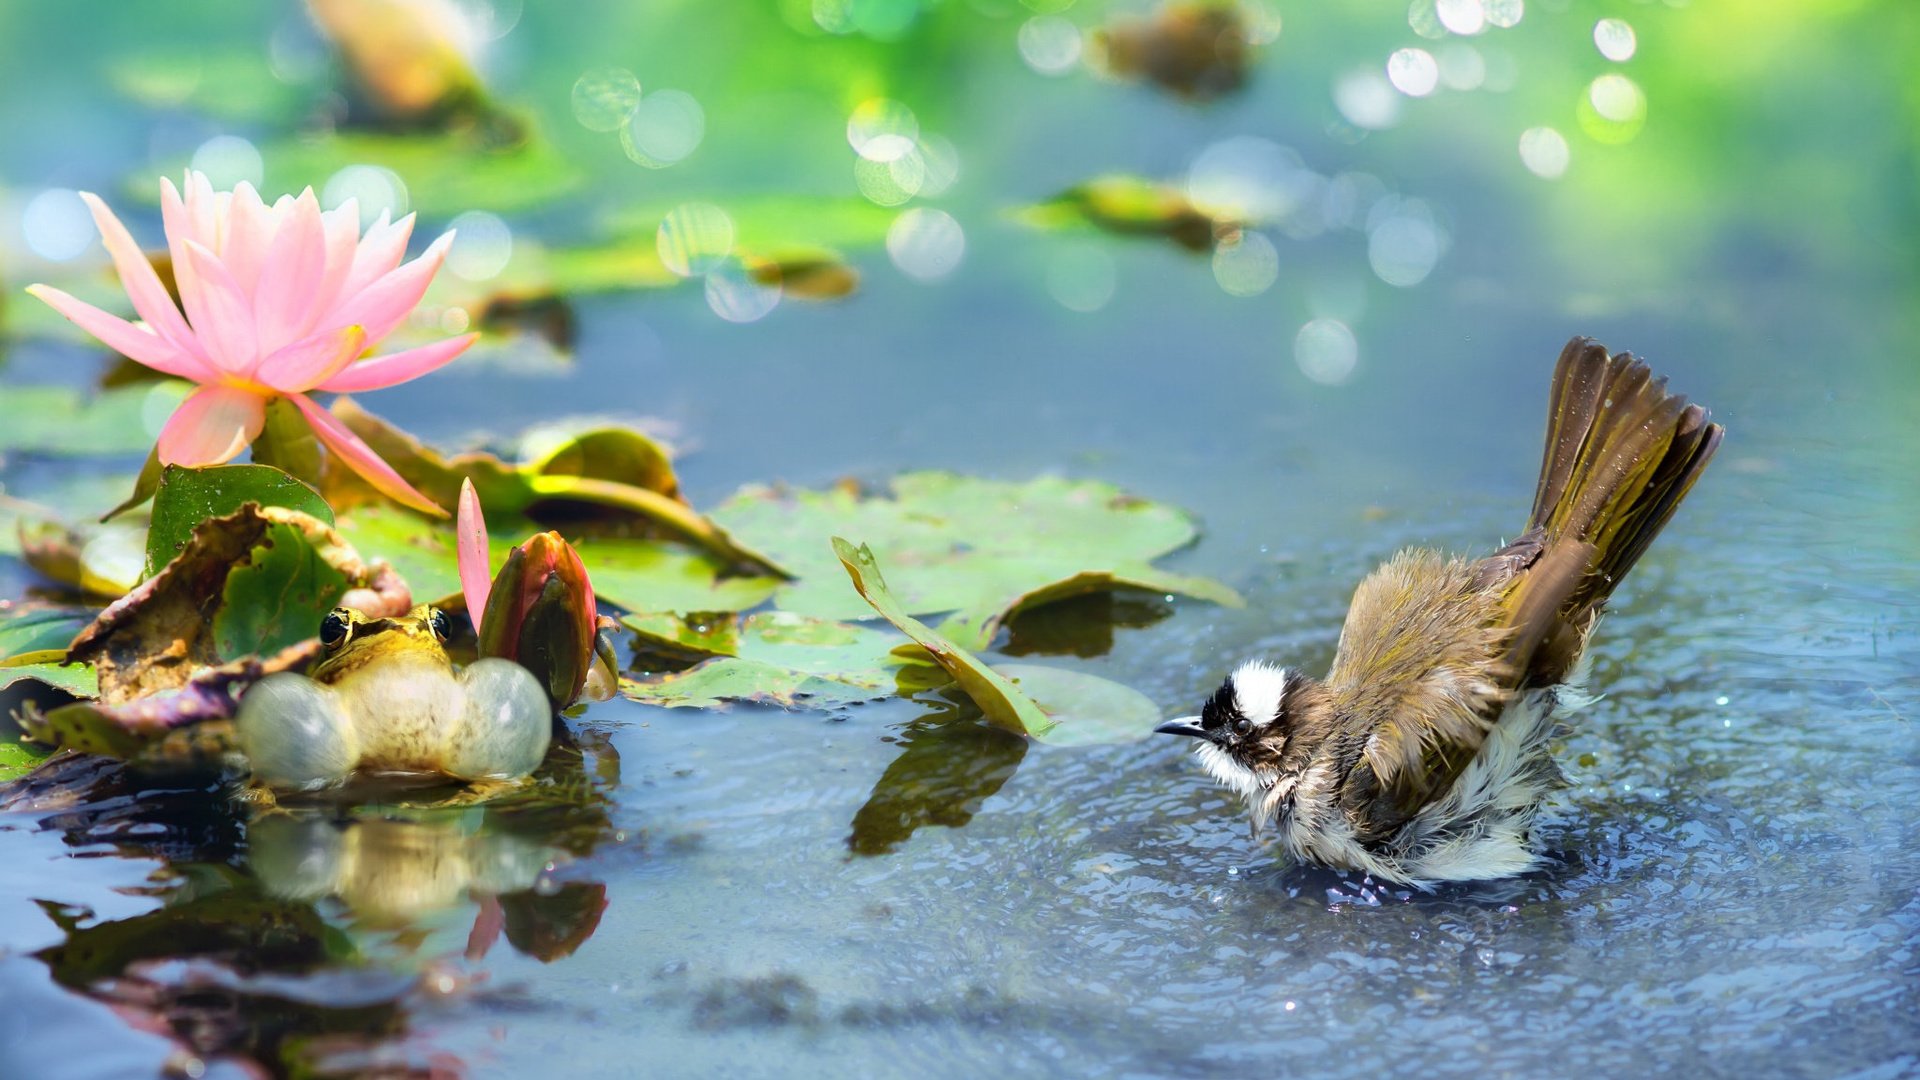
xmin=68 ymin=505 xmax=398 ymax=705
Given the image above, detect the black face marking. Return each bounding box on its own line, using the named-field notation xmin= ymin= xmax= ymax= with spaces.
xmin=428 ymin=608 xmax=452 ymax=641
xmin=319 ymin=609 xmax=351 ymax=650
xmin=1199 ymin=681 xmax=1245 ymax=743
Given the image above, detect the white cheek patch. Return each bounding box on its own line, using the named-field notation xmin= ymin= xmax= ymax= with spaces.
xmin=1193 ymin=741 xmax=1265 ymax=803
xmin=1230 ymin=659 xmax=1291 ymax=731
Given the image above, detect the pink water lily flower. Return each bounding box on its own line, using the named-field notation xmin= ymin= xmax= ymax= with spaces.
xmin=26 ymin=170 xmax=476 ymax=516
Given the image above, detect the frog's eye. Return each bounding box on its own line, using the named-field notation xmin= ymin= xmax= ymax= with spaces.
xmin=428 ymin=608 xmax=452 ymax=641
xmin=319 ymin=610 xmax=351 ymax=649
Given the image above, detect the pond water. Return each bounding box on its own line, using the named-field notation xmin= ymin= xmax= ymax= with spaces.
xmin=2 ymin=2 xmax=1916 ymax=1077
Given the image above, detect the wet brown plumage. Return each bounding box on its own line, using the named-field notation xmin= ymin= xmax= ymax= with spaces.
xmin=1161 ymin=336 xmax=1724 ymax=885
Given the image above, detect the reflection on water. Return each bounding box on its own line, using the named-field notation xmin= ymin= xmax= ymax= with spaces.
xmin=847 ymin=704 xmax=1027 ymax=856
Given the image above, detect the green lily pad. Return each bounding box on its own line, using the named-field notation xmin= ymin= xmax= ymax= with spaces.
xmin=713 ymin=473 xmax=1241 ymax=630
xmin=619 ymin=610 xmax=909 ymax=708
xmin=833 ymin=537 xmax=1054 ymax=738
xmin=322 ymin=399 xmax=784 ymax=576
xmin=833 ymin=539 xmax=1159 ymax=745
xmin=0 ymin=607 xmax=94 ymax=658
xmin=0 ymin=383 xmax=187 ymax=456
xmin=0 ymin=656 xmax=98 ymax=697
xmin=213 ymin=521 xmax=352 ymax=659
xmin=1015 ymin=175 xmax=1229 ymax=252
xmin=333 ymin=502 xmax=501 ymax=606
xmin=237 ymin=129 xmax=582 ymax=217
xmin=145 ymin=464 xmax=334 ymax=579
xmin=0 ymin=740 xmax=53 ymax=783
xmin=575 ymin=538 xmax=781 ymax=616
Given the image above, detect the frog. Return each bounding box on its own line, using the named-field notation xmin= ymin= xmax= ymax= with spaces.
xmin=235 ymin=604 xmax=552 ymax=794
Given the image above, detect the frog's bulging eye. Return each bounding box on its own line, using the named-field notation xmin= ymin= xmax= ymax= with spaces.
xmin=319 ymin=610 xmax=351 ymax=649
xmin=428 ymin=608 xmax=452 ymax=641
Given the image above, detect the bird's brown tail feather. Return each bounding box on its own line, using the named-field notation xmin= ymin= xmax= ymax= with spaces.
xmin=1528 ymin=336 xmax=1723 ymax=628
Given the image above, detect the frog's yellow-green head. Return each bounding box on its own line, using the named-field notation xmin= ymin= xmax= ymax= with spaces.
xmin=310 ymin=603 xmax=454 ymax=684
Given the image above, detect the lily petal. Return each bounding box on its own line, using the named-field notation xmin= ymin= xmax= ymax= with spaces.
xmin=179 ymin=240 xmax=259 ymax=374
xmin=222 ymin=182 xmax=273 ymax=293
xmin=288 ymin=393 xmax=447 ymax=517
xmin=156 ymin=384 xmax=267 ymax=466
xmin=24 ymin=284 xmax=218 ymax=382
xmin=307 ymin=198 xmax=363 ymax=323
xmin=333 ymin=231 xmax=451 ymax=344
xmin=337 ymin=210 xmax=414 ymax=304
xmin=316 ymin=333 xmax=477 ymax=393
xmin=76 ymin=191 xmax=199 ymax=354
xmin=252 ymin=189 xmax=327 ymax=354
xmin=457 ymin=478 xmax=493 ymax=623
xmin=256 ymin=324 xmax=367 ymax=393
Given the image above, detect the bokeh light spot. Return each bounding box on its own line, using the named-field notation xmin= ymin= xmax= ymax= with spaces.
xmin=1211 ymin=231 xmax=1279 ymax=297
xmin=1594 ymin=18 xmax=1637 ymax=62
xmin=855 ymin=152 xmax=924 ymax=206
xmin=1437 ymin=44 xmax=1485 ymax=90
xmin=848 ymin=98 xmax=919 ymax=162
xmin=1387 ymin=48 xmax=1439 ymax=97
xmin=1188 ymin=136 xmax=1305 ymax=223
xmin=1295 ymin=318 xmax=1358 ymax=385
xmin=1518 ymin=126 xmax=1569 ymax=179
xmin=621 ymin=89 xmax=706 ymax=168
xmin=1018 ymin=16 xmax=1083 ymax=75
xmin=22 ymin=188 xmax=95 ymax=261
xmin=915 ymin=134 xmax=961 ymax=198
xmin=1407 ymin=0 xmax=1445 ymax=40
xmin=446 ymin=210 xmax=514 ymax=281
xmin=571 ymin=67 xmax=641 ymax=132
xmin=1436 ymin=0 xmax=1486 ymax=36
xmin=1046 ymin=243 xmax=1117 ymax=313
xmin=1367 ymin=202 xmax=1443 ymax=287
xmin=887 ymin=208 xmax=965 ymax=282
xmin=323 ymin=165 xmax=409 ymax=227
xmin=1482 ymin=0 xmax=1523 ymax=28
xmin=1334 ymin=69 xmax=1401 ymax=130
xmin=190 ymin=135 xmax=264 ymax=190
xmin=1242 ymin=2 xmax=1283 ymax=45
xmin=1581 ymin=73 xmax=1647 ymax=143
xmin=657 ymin=203 xmax=735 ymax=278
xmin=705 ymin=258 xmax=783 ymax=323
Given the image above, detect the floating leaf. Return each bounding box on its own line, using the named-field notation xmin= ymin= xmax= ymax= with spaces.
xmin=322 ymin=399 xmax=784 ymax=575
xmin=0 ymin=656 xmax=98 ymax=697
xmin=832 ymin=538 xmax=1054 ymax=738
xmin=250 ymin=129 xmax=581 ymax=216
xmin=1016 ymin=176 xmax=1229 ymax=253
xmin=145 ymin=464 xmax=334 ymax=579
xmin=0 ymin=607 xmax=95 ymax=658
xmin=0 ymin=739 xmax=52 ymax=782
xmin=991 ymin=664 xmax=1161 ymax=747
xmin=576 ymin=538 xmax=781 ymax=616
xmin=17 ymin=518 xmax=148 ymax=597
xmin=0 ymin=383 xmax=187 ymax=456
xmin=833 ymin=539 xmax=1161 ymax=745
xmin=714 ymin=473 xmax=1240 ymax=629
xmin=1091 ymin=2 xmax=1255 ymax=102
xmin=619 ymin=611 xmax=907 ymax=708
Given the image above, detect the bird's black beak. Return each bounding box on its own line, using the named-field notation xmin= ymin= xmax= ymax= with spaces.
xmin=1154 ymin=715 xmax=1208 ymax=740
